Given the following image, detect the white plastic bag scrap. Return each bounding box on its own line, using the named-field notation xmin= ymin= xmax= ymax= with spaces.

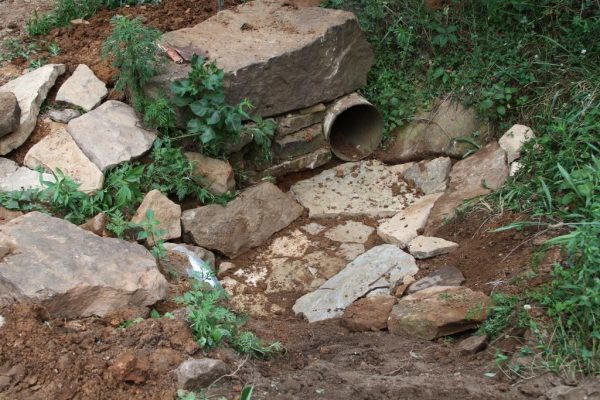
xmin=169 ymin=244 xmax=221 ymax=289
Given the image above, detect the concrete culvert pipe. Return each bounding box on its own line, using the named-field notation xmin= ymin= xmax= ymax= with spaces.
xmin=323 ymin=93 xmax=383 ymax=161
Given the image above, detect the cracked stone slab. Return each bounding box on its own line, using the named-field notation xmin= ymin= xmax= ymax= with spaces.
xmin=67 ymin=100 xmax=156 ymax=172
xmin=291 ymin=160 xmax=418 ymax=218
xmin=292 ymin=244 xmax=418 ymax=322
xmin=0 ymin=64 xmax=65 ymax=155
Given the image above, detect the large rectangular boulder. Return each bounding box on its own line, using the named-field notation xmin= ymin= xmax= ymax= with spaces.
xmin=151 ymin=0 xmax=373 ymax=117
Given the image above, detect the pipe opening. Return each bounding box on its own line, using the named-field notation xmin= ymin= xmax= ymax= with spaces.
xmin=328 ymin=104 xmax=383 ymax=161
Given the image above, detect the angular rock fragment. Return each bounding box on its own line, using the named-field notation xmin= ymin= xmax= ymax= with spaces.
xmin=388 ymin=286 xmax=490 ymax=340
xmin=185 ymin=152 xmax=235 ymax=195
xmin=0 ymin=64 xmax=65 ymax=155
xmin=425 ymin=142 xmax=508 ymax=233
xmin=0 ymin=157 xmax=54 ymax=191
xmin=56 ymin=64 xmax=107 ymax=111
xmin=402 ymin=157 xmax=451 ymax=194
xmin=407 ymin=236 xmax=458 ymax=259
xmin=67 ymin=100 xmax=156 ymax=171
xmin=0 ymin=92 xmax=20 ymax=137
xmin=153 ymin=0 xmax=373 ymax=117
xmin=377 ymin=193 xmax=442 ymax=248
xmin=498 ymin=124 xmax=534 ymax=163
xmin=341 ymin=295 xmax=395 ymax=332
xmin=181 ymin=182 xmax=304 ymax=257
xmin=131 ymin=190 xmax=182 ymax=245
xmin=459 ymin=335 xmax=488 ymax=355
xmin=406 ymin=265 xmax=465 ymax=294
xmin=276 ymin=104 xmax=326 ymax=137
xmin=258 ymin=147 xmax=331 ymax=179
xmin=0 ymin=212 xmax=168 ymax=318
xmin=175 ymin=358 xmax=228 ymax=390
xmin=24 ymin=128 xmax=104 ymax=193
xmin=48 ymin=108 xmax=81 ymax=123
xmin=274 ymin=124 xmax=326 ymax=161
xmin=293 ymin=244 xmax=418 ymax=322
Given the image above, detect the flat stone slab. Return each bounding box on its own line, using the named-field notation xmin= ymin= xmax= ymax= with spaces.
xmin=181 ymin=182 xmax=304 ymax=257
xmin=0 ymin=64 xmax=65 ymax=155
xmin=23 ymin=128 xmax=104 ymax=193
xmin=377 ymin=193 xmax=443 ymax=248
xmin=293 ymin=244 xmax=418 ymax=322
xmin=291 ymin=160 xmax=418 ymax=218
xmin=408 ymin=236 xmax=458 ymax=259
xmin=56 ymin=64 xmax=107 ymax=111
xmin=0 ymin=157 xmax=54 ymax=192
xmin=406 ymin=265 xmax=465 ymax=294
xmin=324 ymin=220 xmax=374 ymax=244
xmin=0 ymin=212 xmax=168 ymax=318
xmin=67 ymin=100 xmax=156 ymax=171
xmin=153 ymin=0 xmax=373 ymax=117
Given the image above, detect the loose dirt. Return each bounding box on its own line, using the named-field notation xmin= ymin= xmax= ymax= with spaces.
xmin=0 ymin=207 xmax=554 ymax=399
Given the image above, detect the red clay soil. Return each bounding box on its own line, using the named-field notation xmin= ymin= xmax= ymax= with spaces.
xmin=0 ymin=208 xmax=557 ymax=400
xmin=8 ymin=0 xmax=240 ymax=84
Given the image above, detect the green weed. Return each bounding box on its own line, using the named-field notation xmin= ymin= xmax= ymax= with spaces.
xmin=171 ymin=55 xmax=275 ymax=159
xmin=176 ymin=277 xmax=282 ymax=357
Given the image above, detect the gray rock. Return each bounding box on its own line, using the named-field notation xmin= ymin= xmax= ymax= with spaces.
xmin=79 ymin=212 xmax=108 ymax=236
xmin=152 ymin=0 xmax=373 ymax=117
xmin=388 ymin=286 xmax=490 ymax=340
xmin=459 ymin=335 xmax=488 ymax=355
xmin=131 ymin=190 xmax=182 ymax=245
xmin=406 ymin=265 xmax=465 ymax=294
xmin=48 ymin=108 xmax=81 ymax=123
xmin=324 ymin=220 xmax=374 ymax=244
xmin=291 ymin=160 xmax=418 ymax=218
xmin=67 ymin=100 xmax=156 ymax=171
xmin=0 ymin=212 xmax=168 ymax=318
xmin=276 ymin=104 xmax=326 ymax=137
xmin=23 ymin=128 xmax=104 ymax=193
xmin=381 ymin=97 xmax=491 ymax=163
xmin=0 ymin=157 xmax=54 ymax=191
xmin=258 ymin=147 xmax=331 ymax=179
xmin=545 ymin=379 xmax=600 ymax=400
xmin=402 ymin=157 xmax=452 ymax=194
xmin=425 ymin=142 xmax=508 ymax=233
xmin=498 ymin=124 xmax=534 ymax=163
xmin=274 ymin=124 xmax=326 ymax=161
xmin=181 ymin=182 xmax=304 ymax=257
xmin=0 ymin=91 xmax=20 ymax=137
xmin=407 ymin=236 xmax=459 ymax=259
xmin=0 ymin=64 xmax=66 ymax=155
xmin=56 ymin=64 xmax=107 ymax=111
xmin=175 ymin=358 xmax=228 ymax=390
xmin=377 ymin=193 xmax=443 ymax=248
xmin=292 ymin=244 xmax=418 ymax=323
xmin=185 ymin=152 xmax=235 ymax=195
